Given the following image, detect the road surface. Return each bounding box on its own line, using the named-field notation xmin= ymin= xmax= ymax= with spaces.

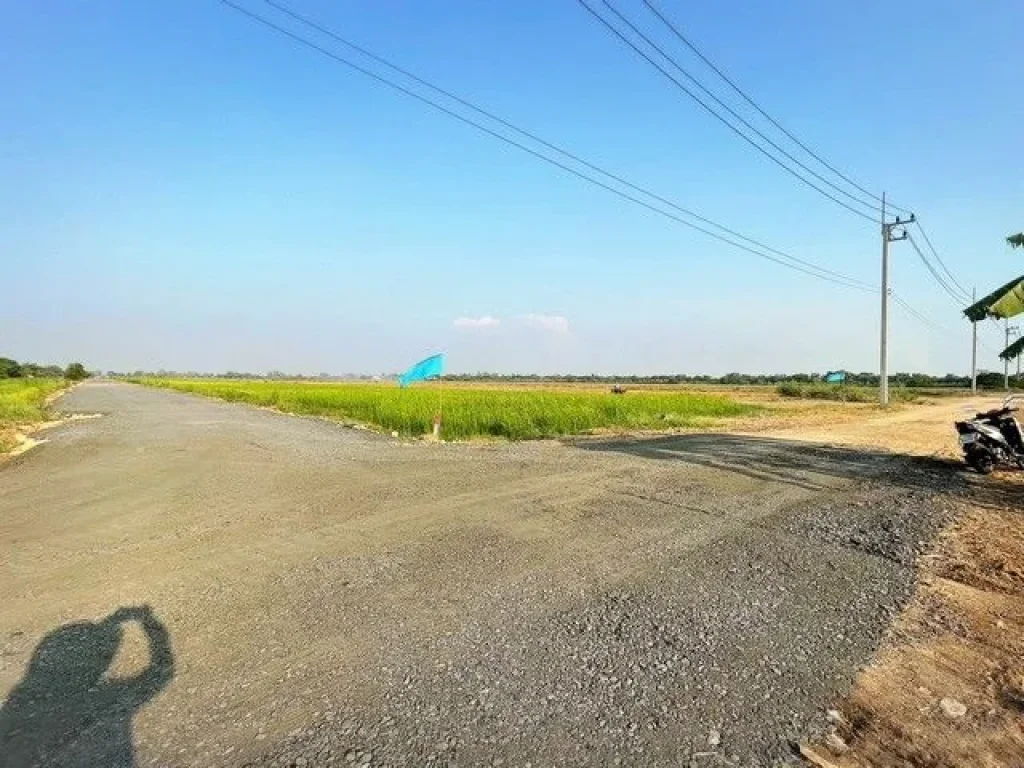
xmin=0 ymin=382 xmax=963 ymax=766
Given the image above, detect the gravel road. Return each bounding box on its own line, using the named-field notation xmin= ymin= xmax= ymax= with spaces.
xmin=0 ymin=382 xmax=963 ymax=767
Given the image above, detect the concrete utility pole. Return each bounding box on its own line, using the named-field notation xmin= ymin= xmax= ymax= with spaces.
xmin=1007 ymin=323 xmax=1021 ymax=390
xmin=880 ymin=193 xmax=889 ymax=406
xmin=879 ymin=193 xmax=914 ymax=406
xmin=971 ymin=287 xmax=978 ymax=395
xmin=999 ymin=319 xmax=1015 ymax=391
xmin=1005 ymin=320 xmax=1010 ymax=391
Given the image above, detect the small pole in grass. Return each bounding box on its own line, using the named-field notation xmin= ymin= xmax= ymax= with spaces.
xmin=433 ymin=374 xmax=443 ymax=439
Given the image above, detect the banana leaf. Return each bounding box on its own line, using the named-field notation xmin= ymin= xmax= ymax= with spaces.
xmin=1000 ymin=335 xmax=1024 ymax=361
xmin=964 ymin=275 xmax=1024 ymax=321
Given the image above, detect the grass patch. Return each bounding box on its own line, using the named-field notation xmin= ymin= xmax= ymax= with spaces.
xmin=0 ymin=378 xmax=66 ymax=451
xmin=776 ymin=381 xmax=919 ymax=402
xmin=0 ymin=378 xmax=65 ymax=426
xmin=130 ymin=378 xmax=761 ymax=440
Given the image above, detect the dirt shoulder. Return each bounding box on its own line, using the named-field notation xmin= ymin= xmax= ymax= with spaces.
xmin=750 ymin=395 xmax=997 ymax=458
xmin=790 ymin=398 xmax=1024 ymax=767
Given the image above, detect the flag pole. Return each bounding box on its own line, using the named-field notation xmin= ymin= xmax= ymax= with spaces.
xmin=434 ymin=372 xmax=443 ymax=439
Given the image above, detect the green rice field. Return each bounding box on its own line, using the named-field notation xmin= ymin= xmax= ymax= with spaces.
xmin=131 ymin=378 xmax=761 ymax=440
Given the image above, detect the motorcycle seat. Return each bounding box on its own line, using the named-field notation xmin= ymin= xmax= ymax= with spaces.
xmin=976 ymin=408 xmax=1009 ymax=419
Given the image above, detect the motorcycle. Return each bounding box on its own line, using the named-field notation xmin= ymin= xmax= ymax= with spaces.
xmin=954 ymin=395 xmax=1024 ymax=474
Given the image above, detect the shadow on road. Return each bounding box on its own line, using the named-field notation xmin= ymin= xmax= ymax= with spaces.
xmin=0 ymin=605 xmax=174 ymax=768
xmin=574 ymin=433 xmax=1023 ymax=507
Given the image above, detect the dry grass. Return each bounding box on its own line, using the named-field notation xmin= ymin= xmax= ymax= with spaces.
xmin=802 ymin=496 xmax=1024 ymax=767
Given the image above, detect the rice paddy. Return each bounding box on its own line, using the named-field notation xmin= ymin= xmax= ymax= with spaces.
xmin=131 ymin=378 xmax=761 ymax=440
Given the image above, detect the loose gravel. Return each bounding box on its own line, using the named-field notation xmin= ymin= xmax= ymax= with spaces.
xmin=251 ymin=467 xmax=958 ymax=768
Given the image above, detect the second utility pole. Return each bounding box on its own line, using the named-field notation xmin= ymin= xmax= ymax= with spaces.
xmin=1005 ymin=320 xmax=1011 ymax=391
xmin=880 ymin=193 xmax=889 ymax=406
xmin=879 ymin=192 xmax=913 ymax=406
xmin=971 ymin=287 xmax=978 ymax=394
xmin=1006 ymin=323 xmax=1020 ymax=390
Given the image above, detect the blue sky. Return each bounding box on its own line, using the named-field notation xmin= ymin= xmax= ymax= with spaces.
xmin=3 ymin=0 xmax=1022 ymax=375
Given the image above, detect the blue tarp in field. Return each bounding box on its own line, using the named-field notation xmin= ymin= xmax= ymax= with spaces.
xmin=398 ymin=353 xmax=445 ymax=387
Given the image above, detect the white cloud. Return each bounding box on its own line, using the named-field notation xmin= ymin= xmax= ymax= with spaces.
xmin=521 ymin=314 xmax=570 ymax=334
xmin=453 ymin=315 xmax=500 ymax=328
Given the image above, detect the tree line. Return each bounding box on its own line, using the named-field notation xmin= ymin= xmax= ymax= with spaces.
xmin=0 ymin=357 xmax=89 ymax=381
xmin=445 ymin=371 xmax=998 ymax=388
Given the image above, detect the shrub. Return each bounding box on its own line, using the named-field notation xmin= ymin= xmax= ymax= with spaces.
xmin=776 ymin=382 xmax=917 ymax=403
xmin=65 ymin=362 xmax=89 ymax=381
xmin=0 ymin=357 xmax=22 ymax=378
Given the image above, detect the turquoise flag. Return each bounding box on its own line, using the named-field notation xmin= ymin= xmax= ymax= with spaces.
xmin=398 ymin=353 xmax=445 ymax=387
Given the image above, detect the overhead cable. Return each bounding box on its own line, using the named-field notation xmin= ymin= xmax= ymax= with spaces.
xmin=914 ymin=219 xmax=971 ymax=301
xmin=258 ymin=0 xmax=871 ymax=288
xmin=578 ymin=0 xmax=877 ymax=223
xmin=906 ymin=232 xmax=971 ymax=305
xmin=639 ymin=0 xmax=913 ymax=216
xmin=217 ymin=0 xmax=875 ymax=291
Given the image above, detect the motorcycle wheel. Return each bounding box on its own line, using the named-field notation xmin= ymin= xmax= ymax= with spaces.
xmin=968 ymin=450 xmax=995 ymax=475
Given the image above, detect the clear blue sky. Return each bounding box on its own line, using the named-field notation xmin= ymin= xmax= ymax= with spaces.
xmin=3 ymin=0 xmax=1021 ymax=375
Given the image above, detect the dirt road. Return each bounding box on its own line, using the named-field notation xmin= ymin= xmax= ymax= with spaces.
xmin=759 ymin=394 xmax=1003 ymax=459
xmin=0 ymin=382 xmax=972 ymax=766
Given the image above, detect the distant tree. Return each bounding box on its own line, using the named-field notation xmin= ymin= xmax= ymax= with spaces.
xmin=0 ymin=357 xmax=22 ymax=378
xmin=977 ymin=370 xmax=1004 ymax=389
xmin=1009 ymin=233 xmax=1024 ymax=249
xmin=65 ymin=362 xmax=89 ymax=381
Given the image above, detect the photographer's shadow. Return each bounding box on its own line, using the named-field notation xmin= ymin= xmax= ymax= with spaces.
xmin=0 ymin=605 xmax=174 ymax=768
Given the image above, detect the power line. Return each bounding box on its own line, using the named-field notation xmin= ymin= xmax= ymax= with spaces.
xmin=640 ymin=0 xmax=913 ymax=217
xmin=891 ymin=292 xmax=951 ymax=335
xmin=906 ymin=231 xmax=966 ymax=303
xmin=913 ymin=219 xmax=970 ymax=300
xmin=978 ymin=335 xmax=1003 ymax=357
xmin=578 ymin=0 xmax=877 ymax=223
xmin=599 ymin=0 xmax=880 ymax=216
xmin=216 ymin=0 xmax=874 ymax=291
xmin=906 ymin=231 xmax=971 ymax=305
xmin=256 ymin=0 xmax=873 ymax=289
xmin=892 ymin=292 xmax=1001 ymax=354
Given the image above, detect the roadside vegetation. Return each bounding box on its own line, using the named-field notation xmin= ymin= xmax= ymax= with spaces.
xmin=130 ymin=378 xmax=760 ymax=439
xmin=0 ymin=379 xmax=67 ymax=452
xmin=776 ymin=382 xmax=924 ymax=403
xmin=0 ymin=378 xmax=67 ymax=423
xmin=0 ymin=356 xmax=90 ymax=452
